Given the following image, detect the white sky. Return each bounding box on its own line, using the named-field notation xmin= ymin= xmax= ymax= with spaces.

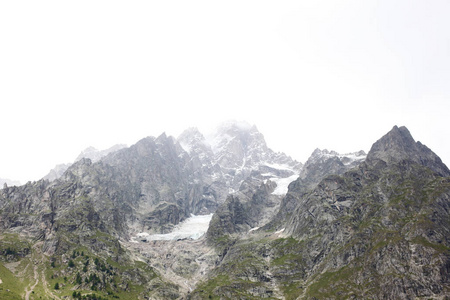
xmin=1 ymin=0 xmax=449 ymax=183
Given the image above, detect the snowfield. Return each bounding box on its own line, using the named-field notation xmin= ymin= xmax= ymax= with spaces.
xmin=136 ymin=214 xmax=213 ymax=241
xmin=270 ymin=174 xmax=299 ymax=195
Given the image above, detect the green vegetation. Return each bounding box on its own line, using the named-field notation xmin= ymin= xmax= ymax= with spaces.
xmin=0 ymin=263 xmax=25 ymax=300
xmin=306 ymin=265 xmax=362 ymax=298
xmin=68 ymin=259 xmax=75 ymax=267
xmin=412 ymin=236 xmax=450 ymax=254
xmin=279 ymin=282 xmax=304 ymax=300
xmin=194 ymin=274 xmax=274 ymax=299
xmin=0 ymin=234 xmax=31 ymax=261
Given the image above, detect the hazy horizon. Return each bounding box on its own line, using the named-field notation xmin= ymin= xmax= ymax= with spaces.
xmin=1 ymin=0 xmax=449 ymax=183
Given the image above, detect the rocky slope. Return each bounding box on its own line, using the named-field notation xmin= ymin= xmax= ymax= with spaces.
xmin=191 ymin=126 xmax=450 ymax=299
xmin=264 ymin=148 xmax=366 ymax=232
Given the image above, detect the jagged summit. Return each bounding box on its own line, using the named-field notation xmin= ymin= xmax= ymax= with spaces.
xmin=298 ymin=148 xmax=366 ymax=188
xmin=75 ymin=144 xmax=127 ymax=162
xmin=202 ymin=120 xmax=301 ymax=172
xmin=367 ymin=125 xmax=450 ymax=176
xmin=43 ymin=143 xmax=128 ymax=181
xmin=178 ymin=127 xmax=212 ymax=157
xmin=307 ymin=148 xmax=366 ymax=166
xmin=205 ymin=121 xmax=266 ymax=165
xmin=179 ymin=121 xmax=301 ymax=175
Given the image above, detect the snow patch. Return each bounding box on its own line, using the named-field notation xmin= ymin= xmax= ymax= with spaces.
xmin=136 ymin=214 xmax=213 ymax=241
xmin=261 ymin=173 xmax=273 ymax=177
xmin=249 ymin=227 xmax=260 ymax=233
xmin=312 ymin=149 xmax=366 ymax=166
xmin=263 ymin=163 xmax=296 ymax=171
xmin=179 ymin=141 xmax=192 ymax=154
xmin=271 ymin=174 xmax=298 ymax=195
xmin=275 ymin=228 xmax=285 ymax=234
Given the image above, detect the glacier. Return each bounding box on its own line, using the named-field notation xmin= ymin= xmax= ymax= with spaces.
xmin=136 ymin=214 xmax=214 ymax=241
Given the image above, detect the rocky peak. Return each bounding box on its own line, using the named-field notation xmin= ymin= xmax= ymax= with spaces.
xmin=43 ymin=163 xmax=72 ymax=182
xmin=178 ymin=127 xmax=213 ymax=158
xmin=155 ymin=132 xmax=169 ymax=144
xmin=299 ymin=148 xmax=366 ymax=186
xmin=75 ymin=144 xmax=127 ymax=163
xmin=205 ymin=121 xmax=267 ymax=169
xmin=178 ymin=127 xmax=204 ymax=147
xmin=366 ymin=125 xmax=450 ymax=176
xmin=308 ymin=148 xmax=366 ymax=164
xmin=60 ymin=157 xmax=93 ymax=182
xmin=43 ymin=144 xmax=127 ymax=182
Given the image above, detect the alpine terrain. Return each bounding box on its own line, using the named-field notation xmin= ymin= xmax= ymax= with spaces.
xmin=0 ymin=123 xmax=449 ymax=300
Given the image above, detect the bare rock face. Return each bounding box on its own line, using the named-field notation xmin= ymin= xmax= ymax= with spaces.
xmin=366 ymin=125 xmax=450 ymax=176
xmin=265 ymin=148 xmax=366 ymax=232
xmin=299 ymin=148 xmax=366 ymax=190
xmin=207 ymin=179 xmax=277 ymax=241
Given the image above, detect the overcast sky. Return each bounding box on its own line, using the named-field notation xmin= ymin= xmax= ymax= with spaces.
xmin=1 ymin=0 xmax=449 ymax=183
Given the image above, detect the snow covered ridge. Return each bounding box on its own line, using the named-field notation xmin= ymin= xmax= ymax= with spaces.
xmin=133 ymin=214 xmax=213 ymax=242
xmin=177 ymin=121 xmax=302 ymax=174
xmin=310 ymin=149 xmax=366 ymax=165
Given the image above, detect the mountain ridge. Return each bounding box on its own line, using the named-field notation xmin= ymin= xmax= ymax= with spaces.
xmin=1 ymin=123 xmax=449 ymax=299
xmin=191 ymin=125 xmax=450 ymax=299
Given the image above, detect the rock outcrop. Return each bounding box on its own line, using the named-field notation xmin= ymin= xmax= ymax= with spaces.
xmin=43 ymin=144 xmax=127 ymax=182
xmin=207 ymin=179 xmax=277 ymax=242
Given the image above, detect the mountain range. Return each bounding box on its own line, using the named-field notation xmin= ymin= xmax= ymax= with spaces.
xmin=0 ymin=122 xmax=449 ymax=299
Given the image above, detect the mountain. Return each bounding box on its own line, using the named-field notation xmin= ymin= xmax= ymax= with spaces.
xmin=0 ymin=121 xmax=302 ymax=299
xmin=74 ymin=144 xmax=127 ymax=163
xmin=1 ymin=124 xmax=449 ymax=299
xmin=191 ymin=126 xmax=450 ymax=299
xmin=366 ymin=125 xmax=450 ymax=176
xmin=180 ymin=122 xmax=302 ymax=191
xmin=43 ymin=163 xmax=72 ymax=182
xmin=262 ymin=148 xmax=366 ymax=232
xmin=299 ymin=148 xmax=366 ymax=189
xmin=43 ymin=144 xmax=127 ymax=182
xmin=205 ymin=121 xmax=302 ymax=172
